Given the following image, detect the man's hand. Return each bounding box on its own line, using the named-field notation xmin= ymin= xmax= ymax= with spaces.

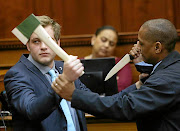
xmin=52 ymin=74 xmax=75 ymax=101
xmin=135 ymin=81 xmax=142 ymax=90
xmin=63 ymin=55 xmax=84 ymax=82
xmin=135 ymin=73 xmax=149 ymax=89
xmin=51 ymin=55 xmax=84 ymax=101
xmin=129 ymin=41 xmax=143 ymax=64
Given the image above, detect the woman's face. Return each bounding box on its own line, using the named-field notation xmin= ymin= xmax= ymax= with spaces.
xmin=92 ymin=29 xmax=118 ymax=58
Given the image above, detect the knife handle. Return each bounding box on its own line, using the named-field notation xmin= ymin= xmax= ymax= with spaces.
xmin=129 ymin=54 xmax=134 ymax=60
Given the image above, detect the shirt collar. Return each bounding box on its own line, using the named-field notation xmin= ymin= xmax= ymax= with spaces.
xmin=151 ymin=61 xmax=162 ymax=74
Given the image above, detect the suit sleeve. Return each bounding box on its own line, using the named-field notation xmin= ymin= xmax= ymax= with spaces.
xmin=71 ymin=75 xmax=175 ymax=120
xmin=74 ymin=79 xmax=91 ymax=91
xmin=71 ymin=84 xmax=137 ymax=120
xmin=4 ymin=68 xmax=59 ymax=121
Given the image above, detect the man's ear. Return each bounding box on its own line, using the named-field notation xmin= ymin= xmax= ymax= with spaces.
xmin=26 ymin=42 xmax=30 ymax=51
xmin=155 ymin=42 xmax=162 ymax=53
xmin=57 ymin=39 xmax=60 ymax=46
xmin=91 ymin=35 xmax=96 ymax=46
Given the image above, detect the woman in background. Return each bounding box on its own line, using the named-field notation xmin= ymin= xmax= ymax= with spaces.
xmin=84 ymin=25 xmax=132 ymax=92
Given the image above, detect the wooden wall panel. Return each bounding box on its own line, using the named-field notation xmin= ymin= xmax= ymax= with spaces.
xmin=0 ymin=0 xmax=179 ymax=38
xmin=103 ymin=0 xmax=121 ymax=31
xmin=33 ymin=0 xmax=64 ymax=29
xmin=0 ymin=0 xmax=33 ymax=38
xmin=173 ymin=0 xmax=180 ymax=29
xmin=60 ymin=0 xmax=104 ymax=35
xmin=119 ymin=0 xmax=175 ymax=32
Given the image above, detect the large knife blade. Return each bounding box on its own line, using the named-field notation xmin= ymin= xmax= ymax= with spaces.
xmin=105 ymin=54 xmax=134 ymax=81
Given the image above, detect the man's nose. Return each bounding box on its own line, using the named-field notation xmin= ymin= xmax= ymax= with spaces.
xmin=41 ymin=42 xmax=48 ymax=49
xmin=104 ymin=41 xmax=109 ymax=47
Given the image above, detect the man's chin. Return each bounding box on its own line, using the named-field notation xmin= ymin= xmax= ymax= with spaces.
xmin=38 ymin=59 xmax=52 ymax=66
xmin=143 ymin=58 xmax=150 ymax=64
xmin=142 ymin=57 xmax=147 ymax=63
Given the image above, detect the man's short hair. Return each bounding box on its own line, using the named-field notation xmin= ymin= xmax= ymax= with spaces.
xmin=141 ymin=18 xmax=178 ymax=52
xmin=36 ymin=15 xmax=61 ymax=42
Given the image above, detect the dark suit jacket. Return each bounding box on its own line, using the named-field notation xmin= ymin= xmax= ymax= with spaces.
xmin=71 ymin=51 xmax=180 ymax=131
xmin=4 ymin=54 xmax=88 ymax=131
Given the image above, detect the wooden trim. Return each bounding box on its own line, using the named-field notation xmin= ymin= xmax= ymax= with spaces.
xmin=0 ymin=30 xmax=179 ymax=50
xmin=0 ymin=32 xmax=138 ymax=50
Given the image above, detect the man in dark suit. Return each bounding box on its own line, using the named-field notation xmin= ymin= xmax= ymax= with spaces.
xmin=52 ymin=18 xmax=180 ymax=131
xmin=4 ymin=15 xmax=88 ymax=131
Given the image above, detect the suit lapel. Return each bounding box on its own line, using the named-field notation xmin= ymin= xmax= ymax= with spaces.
xmin=55 ymin=60 xmax=64 ymax=74
xmin=20 ymin=54 xmax=51 ymax=88
xmin=75 ymin=109 xmax=87 ymax=131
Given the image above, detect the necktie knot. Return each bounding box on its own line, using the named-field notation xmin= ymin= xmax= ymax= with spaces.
xmin=49 ymin=69 xmax=57 ymax=82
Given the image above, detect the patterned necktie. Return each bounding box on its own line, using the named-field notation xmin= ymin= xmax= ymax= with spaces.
xmin=49 ymin=69 xmax=76 ymax=131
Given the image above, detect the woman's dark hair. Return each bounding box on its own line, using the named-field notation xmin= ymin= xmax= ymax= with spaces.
xmin=95 ymin=25 xmax=118 ymax=37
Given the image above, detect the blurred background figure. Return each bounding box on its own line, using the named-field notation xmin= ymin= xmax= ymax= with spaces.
xmin=83 ymin=25 xmax=132 ymax=92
